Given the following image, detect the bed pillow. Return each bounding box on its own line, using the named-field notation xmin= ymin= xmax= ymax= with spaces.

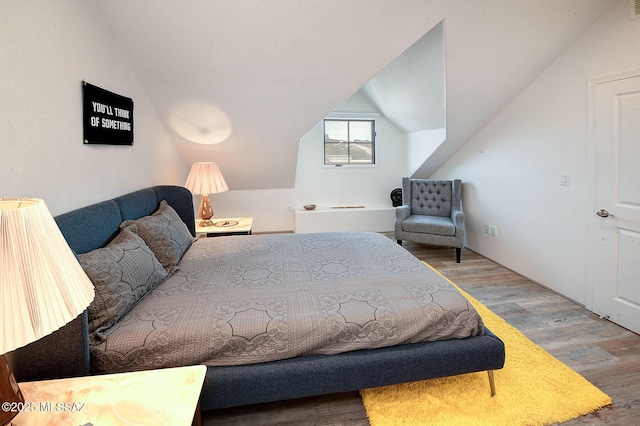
xmin=120 ymin=200 xmax=193 ymax=274
xmin=78 ymin=227 xmax=168 ymax=340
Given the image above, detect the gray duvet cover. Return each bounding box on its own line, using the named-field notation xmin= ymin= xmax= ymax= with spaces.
xmin=91 ymin=232 xmax=484 ymax=373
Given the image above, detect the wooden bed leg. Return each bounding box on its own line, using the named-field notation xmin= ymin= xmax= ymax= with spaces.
xmin=488 ymin=370 xmax=496 ymax=396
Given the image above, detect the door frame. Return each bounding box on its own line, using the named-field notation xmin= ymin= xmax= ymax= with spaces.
xmin=586 ymin=68 xmax=640 ymax=312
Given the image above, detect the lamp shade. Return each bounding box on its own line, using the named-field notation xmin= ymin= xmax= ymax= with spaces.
xmin=0 ymin=198 xmax=95 ymax=355
xmin=184 ymin=162 xmax=229 ymax=195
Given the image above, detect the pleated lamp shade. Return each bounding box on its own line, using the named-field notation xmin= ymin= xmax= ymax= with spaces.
xmin=0 ymin=198 xmax=95 ymax=355
xmin=184 ymin=162 xmax=229 ymax=195
xmin=184 ymin=162 xmax=229 ymax=226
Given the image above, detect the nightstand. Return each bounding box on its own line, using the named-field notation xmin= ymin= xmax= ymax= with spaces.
xmin=12 ymin=365 xmax=206 ymax=426
xmin=196 ymin=217 xmax=253 ymax=237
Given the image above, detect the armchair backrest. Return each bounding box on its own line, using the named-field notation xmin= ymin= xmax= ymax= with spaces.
xmin=402 ymin=178 xmax=462 ymax=218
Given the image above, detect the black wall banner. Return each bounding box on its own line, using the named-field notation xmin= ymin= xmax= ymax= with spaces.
xmin=82 ymin=81 xmax=134 ymax=145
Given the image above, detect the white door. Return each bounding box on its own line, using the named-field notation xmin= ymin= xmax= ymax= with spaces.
xmin=591 ymin=73 xmax=640 ymax=334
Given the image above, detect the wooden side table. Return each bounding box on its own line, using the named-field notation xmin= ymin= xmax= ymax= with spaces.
xmin=12 ymin=365 xmax=206 ymax=426
xmin=196 ymin=217 xmax=253 ymax=237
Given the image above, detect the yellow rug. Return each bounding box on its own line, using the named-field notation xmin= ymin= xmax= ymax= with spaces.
xmin=360 ymin=262 xmax=612 ymax=426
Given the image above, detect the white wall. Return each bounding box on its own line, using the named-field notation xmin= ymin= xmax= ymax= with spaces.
xmin=210 ymin=93 xmax=408 ymax=233
xmin=0 ymin=1 xmax=187 ymax=216
xmin=295 ymin=94 xmax=407 ymax=207
xmin=360 ymin=21 xmax=446 ymax=134
xmin=432 ymin=0 xmax=640 ymax=304
xmin=0 ymin=1 xmax=405 ymax=234
xmin=407 ymin=128 xmax=447 ymax=177
xmin=202 ymin=188 xmax=297 ymax=234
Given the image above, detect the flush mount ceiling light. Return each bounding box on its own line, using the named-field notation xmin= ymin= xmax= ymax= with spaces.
xmin=167 ymin=101 xmax=233 ymax=145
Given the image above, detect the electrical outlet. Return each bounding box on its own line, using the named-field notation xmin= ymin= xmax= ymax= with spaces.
xmin=485 ymin=223 xmax=491 ymax=234
xmin=287 ymin=205 xmax=294 ymax=212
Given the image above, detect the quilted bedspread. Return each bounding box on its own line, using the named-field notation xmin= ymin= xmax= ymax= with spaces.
xmin=91 ymin=232 xmax=484 ymax=373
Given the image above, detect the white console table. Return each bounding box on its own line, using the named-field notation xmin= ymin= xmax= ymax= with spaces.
xmin=294 ymin=206 xmax=395 ymax=234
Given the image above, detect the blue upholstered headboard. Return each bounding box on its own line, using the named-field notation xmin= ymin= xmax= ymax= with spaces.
xmin=55 ymin=185 xmax=196 ymax=254
xmin=10 ymin=185 xmax=195 ymax=382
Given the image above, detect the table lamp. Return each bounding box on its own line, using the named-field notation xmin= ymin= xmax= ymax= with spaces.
xmin=0 ymin=198 xmax=95 ymax=426
xmin=184 ymin=162 xmax=229 ymax=226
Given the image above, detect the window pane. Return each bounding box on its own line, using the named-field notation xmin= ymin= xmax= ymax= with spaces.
xmin=325 ymin=142 xmax=349 ymax=165
xmin=325 ymin=121 xmax=348 ymax=142
xmin=323 ymin=119 xmax=375 ymax=165
xmin=349 ymin=142 xmax=372 ymax=163
xmin=349 ymin=121 xmax=372 ymax=142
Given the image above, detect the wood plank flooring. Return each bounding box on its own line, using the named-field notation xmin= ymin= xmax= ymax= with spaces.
xmin=203 ymin=239 xmax=640 ymax=425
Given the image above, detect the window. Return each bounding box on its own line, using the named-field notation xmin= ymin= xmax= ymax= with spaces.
xmin=324 ymin=119 xmax=376 ymax=165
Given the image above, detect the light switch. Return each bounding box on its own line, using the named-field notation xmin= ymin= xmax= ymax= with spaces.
xmin=560 ymin=173 xmax=571 ymax=186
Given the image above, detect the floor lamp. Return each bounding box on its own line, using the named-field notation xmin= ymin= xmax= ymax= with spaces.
xmin=0 ymin=198 xmax=95 ymax=426
xmin=184 ymin=162 xmax=229 ymax=227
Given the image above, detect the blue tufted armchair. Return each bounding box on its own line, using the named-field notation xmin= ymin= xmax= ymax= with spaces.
xmin=395 ymin=178 xmax=465 ymax=263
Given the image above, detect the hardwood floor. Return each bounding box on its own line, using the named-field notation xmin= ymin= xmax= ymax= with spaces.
xmin=203 ymin=239 xmax=640 ymax=425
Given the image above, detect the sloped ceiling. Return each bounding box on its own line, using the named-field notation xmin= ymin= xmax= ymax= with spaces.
xmin=359 ymin=21 xmax=446 ymax=134
xmin=93 ymin=0 xmax=615 ymax=189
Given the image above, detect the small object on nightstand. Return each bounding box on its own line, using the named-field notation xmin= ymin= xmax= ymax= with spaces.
xmin=196 ymin=217 xmax=253 ymax=237
xmin=303 ymin=204 xmax=316 ymax=210
xmin=213 ymin=219 xmax=239 ymax=227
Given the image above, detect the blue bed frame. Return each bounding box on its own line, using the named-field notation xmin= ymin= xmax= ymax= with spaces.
xmin=10 ymin=185 xmax=505 ymax=411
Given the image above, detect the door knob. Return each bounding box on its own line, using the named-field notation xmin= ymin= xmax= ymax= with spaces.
xmin=596 ymin=209 xmax=614 ymax=218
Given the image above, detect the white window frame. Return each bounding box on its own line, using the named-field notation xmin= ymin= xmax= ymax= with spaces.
xmin=323 ymin=112 xmax=380 ymax=167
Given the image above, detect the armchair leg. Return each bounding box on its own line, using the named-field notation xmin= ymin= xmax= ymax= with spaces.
xmin=397 ymin=240 xmax=402 ymax=245
xmin=456 ymin=247 xmax=461 ymax=263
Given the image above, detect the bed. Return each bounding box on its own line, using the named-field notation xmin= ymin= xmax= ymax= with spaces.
xmin=11 ymin=185 xmax=505 ymax=411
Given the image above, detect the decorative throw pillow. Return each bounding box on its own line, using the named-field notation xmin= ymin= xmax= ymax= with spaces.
xmin=120 ymin=200 xmax=193 ymax=274
xmin=79 ymin=228 xmax=168 ymax=340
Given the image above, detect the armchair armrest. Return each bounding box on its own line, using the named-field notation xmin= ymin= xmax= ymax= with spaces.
xmin=452 ymin=209 xmax=465 ymax=228
xmin=396 ymin=205 xmax=410 ymax=222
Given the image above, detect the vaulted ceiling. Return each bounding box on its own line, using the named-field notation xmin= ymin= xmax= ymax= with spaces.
xmin=94 ymin=0 xmax=615 ymax=189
